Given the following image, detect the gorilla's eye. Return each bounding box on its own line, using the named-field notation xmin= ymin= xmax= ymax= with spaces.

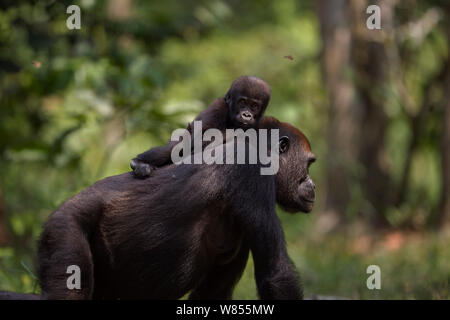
xmin=279 ymin=136 xmax=290 ymax=153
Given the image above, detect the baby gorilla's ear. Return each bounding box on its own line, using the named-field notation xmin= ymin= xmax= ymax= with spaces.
xmin=225 ymin=90 xmax=232 ymax=106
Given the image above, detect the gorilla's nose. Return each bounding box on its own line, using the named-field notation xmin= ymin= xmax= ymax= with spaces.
xmin=309 ymin=177 xmax=315 ymax=190
xmin=241 ymin=111 xmax=252 ymax=121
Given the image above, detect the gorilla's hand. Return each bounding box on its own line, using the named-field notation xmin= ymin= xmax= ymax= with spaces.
xmin=130 ymin=158 xmax=154 ymax=179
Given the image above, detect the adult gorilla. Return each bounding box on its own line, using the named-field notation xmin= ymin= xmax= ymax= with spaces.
xmin=2 ymin=117 xmax=316 ymax=300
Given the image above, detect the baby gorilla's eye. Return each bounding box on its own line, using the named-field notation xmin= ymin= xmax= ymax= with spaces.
xmin=249 ymin=104 xmax=259 ymax=113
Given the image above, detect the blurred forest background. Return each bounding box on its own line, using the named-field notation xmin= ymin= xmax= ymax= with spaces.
xmin=0 ymin=0 xmax=449 ymax=299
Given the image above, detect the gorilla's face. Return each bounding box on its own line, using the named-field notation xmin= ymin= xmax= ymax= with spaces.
xmin=274 ymin=122 xmax=316 ymax=213
xmin=225 ymin=76 xmax=271 ymax=129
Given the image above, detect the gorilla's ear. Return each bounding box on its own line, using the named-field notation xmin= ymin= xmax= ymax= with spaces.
xmin=225 ymin=90 xmax=232 ymax=106
xmin=279 ymin=136 xmax=290 ymax=153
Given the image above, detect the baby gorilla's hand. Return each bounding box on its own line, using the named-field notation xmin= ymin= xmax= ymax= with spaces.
xmin=130 ymin=158 xmax=153 ymax=179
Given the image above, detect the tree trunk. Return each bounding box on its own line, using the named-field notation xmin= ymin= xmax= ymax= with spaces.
xmin=438 ymin=12 xmax=450 ymax=228
xmin=441 ymin=84 xmax=450 ymax=228
xmin=349 ymin=0 xmax=392 ymax=228
xmin=0 ymin=189 xmax=12 ymax=246
xmin=316 ymin=0 xmax=360 ymax=231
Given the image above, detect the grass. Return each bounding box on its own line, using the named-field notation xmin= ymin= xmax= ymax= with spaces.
xmin=233 ymin=229 xmax=450 ymax=299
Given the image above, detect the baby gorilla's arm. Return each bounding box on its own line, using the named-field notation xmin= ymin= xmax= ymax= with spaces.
xmin=130 ymin=139 xmax=184 ymax=178
xmin=130 ymin=100 xmax=227 ymax=179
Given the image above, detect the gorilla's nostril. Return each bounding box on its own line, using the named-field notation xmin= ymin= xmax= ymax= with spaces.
xmin=241 ymin=111 xmax=252 ymax=120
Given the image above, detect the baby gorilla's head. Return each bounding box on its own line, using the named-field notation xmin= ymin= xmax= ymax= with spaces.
xmin=225 ymin=76 xmax=271 ymax=128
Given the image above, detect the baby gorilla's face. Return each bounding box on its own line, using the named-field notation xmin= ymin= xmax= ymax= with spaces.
xmin=225 ymin=76 xmax=271 ymax=129
xmin=232 ymin=96 xmax=264 ymax=128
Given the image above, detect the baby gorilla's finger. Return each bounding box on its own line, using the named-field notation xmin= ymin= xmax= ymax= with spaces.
xmin=130 ymin=158 xmax=138 ymax=170
xmin=132 ymin=162 xmax=152 ymax=179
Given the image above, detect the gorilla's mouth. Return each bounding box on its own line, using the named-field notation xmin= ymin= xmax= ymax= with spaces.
xmin=300 ymin=196 xmax=315 ymax=214
xmin=301 ymin=197 xmax=315 ymax=204
xmin=280 ymin=195 xmax=315 ymax=214
xmin=237 ymin=120 xmax=253 ymax=128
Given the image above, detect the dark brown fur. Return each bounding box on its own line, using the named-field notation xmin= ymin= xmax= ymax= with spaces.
xmin=130 ymin=76 xmax=271 ymax=177
xmin=2 ymin=117 xmax=316 ymax=300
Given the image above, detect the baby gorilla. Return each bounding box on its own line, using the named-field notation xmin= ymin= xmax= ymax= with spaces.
xmin=130 ymin=76 xmax=271 ymax=178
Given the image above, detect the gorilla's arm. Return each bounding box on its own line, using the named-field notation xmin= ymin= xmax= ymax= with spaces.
xmin=221 ymin=164 xmax=303 ymax=300
xmin=245 ymin=207 xmax=303 ymax=300
xmin=131 ymin=140 xmax=180 ymax=177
